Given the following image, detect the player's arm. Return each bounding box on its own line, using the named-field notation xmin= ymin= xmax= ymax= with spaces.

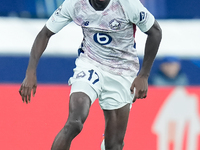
xmin=19 ymin=26 xmax=55 ymax=104
xmin=131 ymin=20 xmax=162 ymax=101
xmin=19 ymin=0 xmax=73 ymax=104
xmin=27 ymin=25 xmax=55 ymax=72
xmin=139 ymin=20 xmax=162 ymax=79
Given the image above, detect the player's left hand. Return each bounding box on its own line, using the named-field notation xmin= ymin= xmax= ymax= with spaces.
xmin=130 ymin=75 xmax=148 ymax=102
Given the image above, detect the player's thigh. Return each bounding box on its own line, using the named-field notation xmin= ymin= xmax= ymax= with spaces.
xmin=103 ymin=103 xmax=130 ymax=141
xmin=68 ymin=92 xmax=91 ymax=123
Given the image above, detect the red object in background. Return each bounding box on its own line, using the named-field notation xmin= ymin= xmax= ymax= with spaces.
xmin=0 ymin=84 xmax=200 ymax=150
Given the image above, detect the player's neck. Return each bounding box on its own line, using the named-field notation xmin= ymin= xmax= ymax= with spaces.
xmin=89 ymin=0 xmax=110 ymax=11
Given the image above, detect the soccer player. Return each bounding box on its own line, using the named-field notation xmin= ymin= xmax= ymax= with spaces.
xmin=19 ymin=0 xmax=162 ymax=149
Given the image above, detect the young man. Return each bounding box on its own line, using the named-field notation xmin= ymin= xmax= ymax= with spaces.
xmin=19 ymin=0 xmax=162 ymax=149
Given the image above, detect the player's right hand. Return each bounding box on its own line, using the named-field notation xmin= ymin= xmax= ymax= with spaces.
xmin=19 ymin=72 xmax=37 ymax=104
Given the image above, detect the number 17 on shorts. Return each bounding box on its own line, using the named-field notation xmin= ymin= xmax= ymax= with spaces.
xmin=76 ymin=69 xmax=100 ymax=85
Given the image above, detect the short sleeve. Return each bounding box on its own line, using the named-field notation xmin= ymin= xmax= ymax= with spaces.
xmin=120 ymin=0 xmax=155 ymax=32
xmin=45 ymin=0 xmax=73 ymax=33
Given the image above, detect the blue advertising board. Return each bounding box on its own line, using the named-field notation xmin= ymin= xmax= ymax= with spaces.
xmin=0 ymin=0 xmax=200 ymax=19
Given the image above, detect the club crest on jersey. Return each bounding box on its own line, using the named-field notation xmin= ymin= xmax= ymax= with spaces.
xmin=76 ymin=71 xmax=86 ymax=78
xmin=109 ymin=19 xmax=121 ymax=30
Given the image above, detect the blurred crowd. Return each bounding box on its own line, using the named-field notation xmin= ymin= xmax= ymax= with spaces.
xmin=149 ymin=56 xmax=189 ymax=86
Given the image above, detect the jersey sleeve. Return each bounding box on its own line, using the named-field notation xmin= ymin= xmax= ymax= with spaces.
xmin=45 ymin=0 xmax=73 ymax=33
xmin=120 ymin=0 xmax=155 ymax=32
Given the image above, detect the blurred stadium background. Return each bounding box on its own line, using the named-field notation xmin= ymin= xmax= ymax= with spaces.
xmin=0 ymin=0 xmax=200 ymax=150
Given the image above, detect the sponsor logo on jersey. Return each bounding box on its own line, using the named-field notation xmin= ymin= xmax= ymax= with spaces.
xmin=82 ymin=21 xmax=89 ymax=26
xmin=93 ymin=33 xmax=112 ymax=45
xmin=55 ymin=5 xmax=62 ymax=16
xmin=140 ymin=11 xmax=146 ymax=21
xmin=139 ymin=11 xmax=148 ymax=25
xmin=109 ymin=19 xmax=121 ymax=30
